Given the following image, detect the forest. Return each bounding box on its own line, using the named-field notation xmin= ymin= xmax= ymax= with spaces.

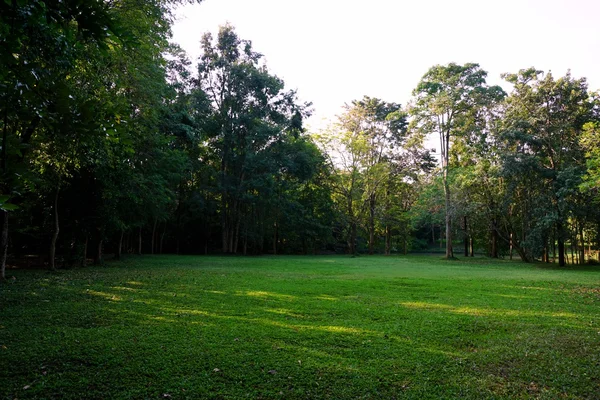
xmin=2 ymin=0 xmax=600 ymax=278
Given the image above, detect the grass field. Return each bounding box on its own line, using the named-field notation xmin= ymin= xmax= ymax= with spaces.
xmin=1 ymin=255 xmax=599 ymax=399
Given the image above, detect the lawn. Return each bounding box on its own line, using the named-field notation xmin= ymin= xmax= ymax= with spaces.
xmin=1 ymin=255 xmax=599 ymax=399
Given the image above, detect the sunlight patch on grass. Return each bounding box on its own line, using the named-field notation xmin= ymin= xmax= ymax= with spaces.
xmin=265 ymin=308 xmax=305 ymax=318
xmin=86 ymin=290 xmax=122 ymax=301
xmin=241 ymin=290 xmax=297 ymax=301
xmin=204 ymin=290 xmax=227 ymax=295
xmin=401 ymin=301 xmax=579 ymax=320
xmin=314 ymin=295 xmax=338 ymax=301
xmin=111 ymin=286 xmax=140 ymax=292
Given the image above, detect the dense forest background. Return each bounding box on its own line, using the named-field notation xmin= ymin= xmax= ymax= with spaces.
xmin=1 ymin=0 xmax=600 ymax=278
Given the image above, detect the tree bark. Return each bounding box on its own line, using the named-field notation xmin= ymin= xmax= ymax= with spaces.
xmin=160 ymin=223 xmax=166 ymax=254
xmin=151 ymin=217 xmax=157 ymax=254
xmin=490 ymin=219 xmax=498 ymax=258
xmin=557 ymin=220 xmax=565 ymax=266
xmin=94 ymin=239 xmax=102 ymax=265
xmin=464 ymin=216 xmax=469 ymax=257
xmin=116 ymin=230 xmax=124 ymax=260
xmin=0 ymin=211 xmax=7 ymax=280
xmin=368 ymin=194 xmax=376 ymax=255
xmin=82 ymin=235 xmax=88 ymax=267
xmin=385 ymin=224 xmax=391 ymax=255
xmin=49 ymin=186 xmax=60 ymax=271
xmin=579 ymin=223 xmax=585 ymax=265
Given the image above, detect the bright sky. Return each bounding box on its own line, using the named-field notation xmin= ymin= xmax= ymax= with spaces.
xmin=171 ymin=0 xmax=600 ymax=131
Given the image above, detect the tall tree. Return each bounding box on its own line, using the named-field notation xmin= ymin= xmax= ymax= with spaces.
xmin=195 ymin=24 xmax=310 ymax=253
xmin=499 ymin=69 xmax=598 ymax=265
xmin=410 ymin=63 xmax=504 ymax=258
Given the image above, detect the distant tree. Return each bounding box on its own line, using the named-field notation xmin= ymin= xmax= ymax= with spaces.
xmin=194 ymin=24 xmax=310 ymax=253
xmin=499 ymin=69 xmax=598 ymax=265
xmin=410 ymin=63 xmax=504 ymax=258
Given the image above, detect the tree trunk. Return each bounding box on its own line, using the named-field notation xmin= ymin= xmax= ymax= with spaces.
xmin=0 ymin=110 xmax=8 ymax=279
xmin=49 ymin=186 xmax=60 ymax=271
xmin=557 ymin=221 xmax=565 ymax=266
xmin=160 ymin=223 xmax=166 ymax=255
xmin=116 ymin=230 xmax=124 ymax=260
xmin=442 ymin=130 xmax=453 ymax=259
xmin=350 ymin=222 xmax=357 ymax=255
xmin=509 ymin=232 xmax=513 ymax=260
xmin=469 ymin=237 xmax=474 ymax=257
xmin=0 ymin=211 xmax=8 ymax=280
xmin=151 ymin=217 xmax=157 ymax=255
xmin=385 ymin=224 xmax=391 ymax=255
xmin=463 ymin=216 xmax=468 ymax=257
xmin=490 ymin=222 xmax=498 ymax=259
xmin=94 ymin=239 xmax=102 ymax=265
xmin=579 ymin=223 xmax=585 ymax=265
xmin=138 ymin=226 xmax=142 ymax=255
xmin=82 ymin=235 xmax=88 ymax=267
xmin=273 ymin=221 xmax=278 ymax=255
xmin=444 ymin=190 xmax=453 ymax=258
xmin=368 ymin=194 xmax=376 ymax=255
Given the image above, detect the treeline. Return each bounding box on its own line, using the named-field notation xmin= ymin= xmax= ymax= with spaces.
xmin=1 ymin=2 xmax=600 ymax=277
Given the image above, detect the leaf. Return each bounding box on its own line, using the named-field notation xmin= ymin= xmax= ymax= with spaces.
xmin=1 ymin=203 xmax=19 ymax=211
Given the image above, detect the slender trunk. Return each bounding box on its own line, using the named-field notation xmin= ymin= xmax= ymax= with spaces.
xmin=579 ymin=223 xmax=584 ymax=265
xmin=49 ymin=185 xmax=60 ymax=271
xmin=509 ymin=232 xmax=513 ymax=260
xmin=273 ymin=221 xmax=277 ymax=255
xmin=490 ymin=219 xmax=498 ymax=258
xmin=469 ymin=237 xmax=474 ymax=257
xmin=0 ymin=211 xmax=7 ymax=280
xmin=385 ymin=225 xmax=391 ymax=255
xmin=116 ymin=230 xmax=124 ymax=260
xmin=160 ymin=223 xmax=166 ymax=255
xmin=557 ymin=220 xmax=565 ymax=266
xmin=463 ymin=216 xmax=468 ymax=257
xmin=350 ymin=222 xmax=357 ymax=255
xmin=94 ymin=239 xmax=102 ymax=265
xmin=0 ymin=111 xmax=8 ymax=279
xmin=431 ymin=223 xmax=435 ymax=246
xmin=570 ymin=239 xmax=575 ymax=265
xmin=82 ymin=235 xmax=88 ymax=267
xmin=368 ymin=194 xmax=375 ymax=255
xmin=151 ymin=217 xmax=157 ymax=255
xmin=138 ymin=226 xmax=142 ymax=255
xmin=442 ymin=130 xmax=453 ymax=259
xmin=552 ymin=227 xmax=556 ymax=263
xmin=233 ymin=218 xmax=240 ymax=254
xmin=444 ymin=190 xmax=453 ymax=258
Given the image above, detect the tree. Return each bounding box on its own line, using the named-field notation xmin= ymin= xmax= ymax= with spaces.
xmin=499 ymin=69 xmax=598 ymax=265
xmin=195 ymin=24 xmax=310 ymax=254
xmin=410 ymin=63 xmax=505 ymax=258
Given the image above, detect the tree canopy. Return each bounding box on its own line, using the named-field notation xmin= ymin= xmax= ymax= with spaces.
xmin=1 ymin=3 xmax=600 ymax=274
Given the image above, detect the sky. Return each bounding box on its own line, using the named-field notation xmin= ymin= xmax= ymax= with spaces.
xmin=171 ymin=0 xmax=600 ymax=131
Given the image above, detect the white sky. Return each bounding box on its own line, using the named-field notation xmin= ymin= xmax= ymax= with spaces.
xmin=171 ymin=0 xmax=600 ymax=131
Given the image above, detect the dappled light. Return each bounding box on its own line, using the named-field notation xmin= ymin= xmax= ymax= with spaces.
xmin=2 ymin=255 xmax=599 ymax=398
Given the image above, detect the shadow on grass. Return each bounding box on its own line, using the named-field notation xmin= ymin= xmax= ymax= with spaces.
xmin=1 ymin=259 xmax=600 ymax=399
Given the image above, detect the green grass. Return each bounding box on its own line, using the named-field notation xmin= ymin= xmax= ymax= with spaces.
xmin=1 ymin=255 xmax=599 ymax=399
